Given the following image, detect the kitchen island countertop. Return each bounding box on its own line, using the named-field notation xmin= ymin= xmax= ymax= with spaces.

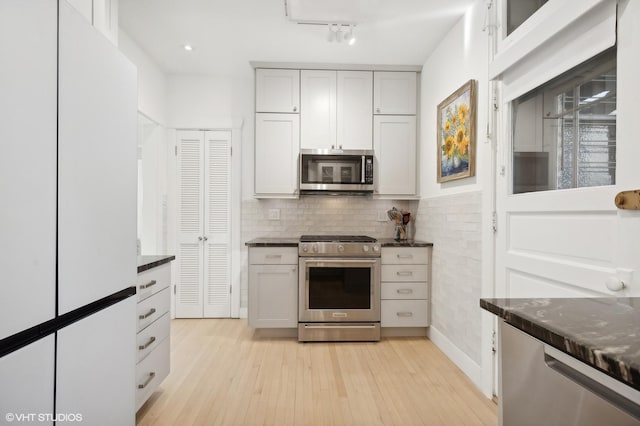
xmin=481 ymin=297 xmax=640 ymax=392
xmin=137 ymin=255 xmax=176 ymax=273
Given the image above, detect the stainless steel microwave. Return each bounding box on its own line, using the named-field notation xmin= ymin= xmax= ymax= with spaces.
xmin=299 ymin=149 xmax=374 ymax=194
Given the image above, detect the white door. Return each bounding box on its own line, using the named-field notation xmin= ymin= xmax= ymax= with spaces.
xmin=301 ymin=70 xmax=337 ymax=149
xmin=57 ymin=0 xmax=137 ymax=314
xmin=495 ymin=8 xmax=640 ymax=299
xmin=337 ymin=71 xmax=373 ymax=150
xmin=373 ymin=71 xmax=417 ymax=115
xmin=255 ymin=69 xmax=300 ymax=113
xmin=0 ymin=0 xmax=57 ymax=339
xmin=254 ymin=113 xmax=300 ymax=197
xmin=176 ymin=130 xmax=232 ymax=318
xmin=373 ymin=115 xmax=417 ymax=196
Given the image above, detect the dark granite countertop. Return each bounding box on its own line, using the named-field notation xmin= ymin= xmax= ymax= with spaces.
xmin=481 ymin=297 xmax=640 ymax=391
xmin=378 ymin=239 xmax=433 ymax=247
xmin=245 ymin=238 xmax=300 ymax=247
xmin=137 ymin=255 xmax=176 ymax=273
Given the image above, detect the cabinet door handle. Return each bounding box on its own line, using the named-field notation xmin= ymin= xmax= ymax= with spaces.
xmin=376 ymin=107 xmax=381 ymax=113
xmin=293 ymin=106 xmax=297 ymax=112
xmin=397 ymin=289 xmax=413 ymax=294
xmin=397 ymin=254 xmax=413 ymax=259
xmin=397 ymin=271 xmax=413 ymax=276
xmin=203 ymin=236 xmax=208 ymax=241
xmin=138 ymin=372 xmax=156 ymax=389
xmin=397 ymin=312 xmax=413 ymax=317
xmin=265 ymin=254 xmax=282 ymax=259
xmin=139 ymin=279 xmax=157 ymax=290
xmin=198 ymin=236 xmax=203 ymax=241
xmin=138 ymin=336 xmax=156 ymax=350
xmin=138 ymin=308 xmax=156 ymax=320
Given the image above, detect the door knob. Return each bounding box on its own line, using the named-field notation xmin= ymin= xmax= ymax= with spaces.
xmin=605 ymin=276 xmax=625 ymax=292
xmin=203 ymin=236 xmax=208 ymax=241
xmin=198 ymin=236 xmax=203 ymax=241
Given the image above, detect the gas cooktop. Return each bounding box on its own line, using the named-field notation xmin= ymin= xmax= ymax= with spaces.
xmin=299 ymin=235 xmax=377 ymax=243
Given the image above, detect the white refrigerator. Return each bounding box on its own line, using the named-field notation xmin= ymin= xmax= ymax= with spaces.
xmin=0 ymin=1 xmax=137 ymax=425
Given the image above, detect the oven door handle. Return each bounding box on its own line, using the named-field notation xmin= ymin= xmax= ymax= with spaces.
xmin=303 ymin=324 xmax=378 ymax=329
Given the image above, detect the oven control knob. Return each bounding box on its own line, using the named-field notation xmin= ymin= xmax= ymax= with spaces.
xmin=362 ymin=245 xmax=370 ymax=252
xmin=373 ymin=245 xmax=380 ymax=252
xmin=302 ymin=245 xmax=308 ymax=253
xmin=312 ymin=244 xmax=318 ymax=253
xmin=337 ymin=244 xmax=344 ymax=252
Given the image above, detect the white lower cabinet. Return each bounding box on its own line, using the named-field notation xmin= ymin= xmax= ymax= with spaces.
xmin=381 ymin=247 xmax=431 ymax=328
xmin=0 ymin=336 xmax=55 ymax=424
xmin=56 ymin=297 xmax=137 ymax=426
xmin=248 ymin=247 xmax=298 ymax=328
xmin=136 ymin=262 xmax=172 ymax=411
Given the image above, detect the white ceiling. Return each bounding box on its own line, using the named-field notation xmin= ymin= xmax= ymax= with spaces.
xmin=118 ymin=0 xmax=475 ymax=75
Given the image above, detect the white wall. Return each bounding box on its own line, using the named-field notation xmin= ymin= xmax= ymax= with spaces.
xmin=415 ymin=0 xmax=494 ymax=396
xmin=118 ymin=30 xmax=167 ymax=125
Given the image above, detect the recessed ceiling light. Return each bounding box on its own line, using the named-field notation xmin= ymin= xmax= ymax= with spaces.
xmin=183 ymin=44 xmax=193 ymax=51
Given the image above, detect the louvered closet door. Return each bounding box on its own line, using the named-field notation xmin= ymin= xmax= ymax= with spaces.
xmin=176 ymin=130 xmax=205 ymax=317
xmin=203 ymin=131 xmax=232 ymax=317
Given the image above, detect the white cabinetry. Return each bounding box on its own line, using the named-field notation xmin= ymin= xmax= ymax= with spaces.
xmin=254 ymin=114 xmax=300 ymax=197
xmin=0 ymin=337 xmax=55 ymax=423
xmin=248 ymin=247 xmax=299 ymax=328
xmin=135 ymin=262 xmax=172 ymax=410
xmin=374 ymin=72 xmax=417 ymax=115
xmin=381 ymin=247 xmax=431 ymax=328
xmin=374 ymin=115 xmax=417 ymax=197
xmin=58 ymin=0 xmax=137 ymax=314
xmin=65 ymin=0 xmax=119 ymax=44
xmin=256 ymin=69 xmax=300 ymax=113
xmin=176 ymin=130 xmax=232 ymax=317
xmin=0 ymin=0 xmax=57 ymax=340
xmin=301 ymin=70 xmax=372 ymax=150
xmin=56 ymin=297 xmax=136 ymax=426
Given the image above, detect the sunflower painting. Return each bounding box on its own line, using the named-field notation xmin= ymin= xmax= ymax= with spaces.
xmin=437 ymin=79 xmax=476 ymax=183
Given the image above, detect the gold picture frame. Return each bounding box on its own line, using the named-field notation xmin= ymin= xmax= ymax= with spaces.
xmin=437 ymin=79 xmax=477 ymax=183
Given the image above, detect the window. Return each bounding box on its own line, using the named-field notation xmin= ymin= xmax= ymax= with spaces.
xmin=506 ymin=0 xmax=549 ymax=36
xmin=512 ymin=48 xmax=616 ymax=194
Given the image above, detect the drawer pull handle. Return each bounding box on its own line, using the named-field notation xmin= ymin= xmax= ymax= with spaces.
xmin=397 ymin=289 xmax=413 ymax=294
xmin=139 ymin=279 xmax=157 ymax=290
xmin=265 ymin=254 xmax=282 ymax=259
xmin=397 ymin=254 xmax=413 ymax=259
xmin=397 ymin=312 xmax=414 ymax=317
xmin=138 ymin=372 xmax=156 ymax=389
xmin=397 ymin=271 xmax=413 ymax=276
xmin=138 ymin=336 xmax=156 ymax=350
xmin=139 ymin=308 xmax=157 ymax=320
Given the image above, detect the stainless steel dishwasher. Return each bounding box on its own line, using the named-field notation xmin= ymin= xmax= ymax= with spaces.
xmin=499 ymin=322 xmax=640 ymax=425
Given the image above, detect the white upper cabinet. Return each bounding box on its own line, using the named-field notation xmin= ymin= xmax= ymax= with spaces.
xmin=301 ymin=70 xmax=373 ymax=150
xmin=255 ymin=113 xmax=300 ymax=197
xmin=58 ymin=0 xmax=137 ymax=314
xmin=374 ymin=115 xmax=417 ymax=197
xmin=301 ymin=70 xmax=337 ymax=149
xmin=337 ymin=71 xmax=373 ymax=150
xmin=0 ymin=0 xmax=57 ymax=339
xmin=65 ymin=0 xmax=119 ymax=45
xmin=255 ymin=69 xmax=300 ymax=113
xmin=374 ymin=72 xmax=417 ymax=115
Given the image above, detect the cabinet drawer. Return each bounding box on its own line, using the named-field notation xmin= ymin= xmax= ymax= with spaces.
xmin=381 ymin=300 xmax=428 ymax=327
xmin=137 ymin=287 xmax=170 ymax=333
xmin=137 ymin=263 xmax=170 ymax=302
xmin=249 ymin=247 xmax=298 ymax=265
xmin=381 ymin=282 xmax=428 ymax=300
xmin=381 ymin=247 xmax=429 ymax=265
xmin=135 ymin=336 xmax=170 ymax=411
xmin=381 ymin=264 xmax=428 ymax=282
xmin=136 ymin=312 xmax=170 ymax=363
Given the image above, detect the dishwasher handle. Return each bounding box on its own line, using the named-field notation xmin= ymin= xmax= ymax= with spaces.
xmin=544 ymin=345 xmax=640 ymax=420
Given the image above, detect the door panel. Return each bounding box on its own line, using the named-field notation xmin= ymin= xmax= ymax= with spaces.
xmin=58 ymin=0 xmax=137 ymax=313
xmin=0 ymin=0 xmax=57 ymax=339
xmin=301 ymin=70 xmax=337 ymax=149
xmin=337 ymin=71 xmax=373 ymax=150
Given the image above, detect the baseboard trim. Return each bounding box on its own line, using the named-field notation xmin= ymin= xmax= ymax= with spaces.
xmin=427 ymin=326 xmax=483 ymax=391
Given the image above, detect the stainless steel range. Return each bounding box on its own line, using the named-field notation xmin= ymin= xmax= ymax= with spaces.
xmin=298 ymin=235 xmax=381 ymax=342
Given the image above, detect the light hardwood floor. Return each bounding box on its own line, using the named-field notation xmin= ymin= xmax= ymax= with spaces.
xmin=136 ymin=319 xmax=497 ymax=426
